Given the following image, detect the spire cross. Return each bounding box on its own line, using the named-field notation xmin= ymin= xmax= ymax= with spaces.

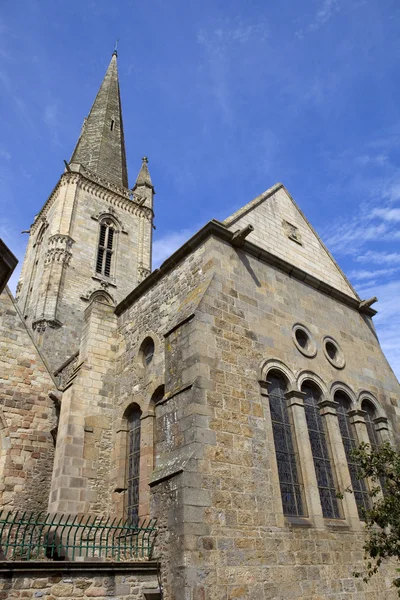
xmin=113 ymin=39 xmax=119 ymax=56
xmin=142 ymin=156 xmax=149 ymax=163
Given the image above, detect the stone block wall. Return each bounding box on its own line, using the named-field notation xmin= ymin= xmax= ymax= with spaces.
xmin=0 ymin=563 xmax=160 ymax=600
xmin=0 ymin=288 xmax=56 ymax=512
xmin=115 ymin=232 xmax=400 ymax=600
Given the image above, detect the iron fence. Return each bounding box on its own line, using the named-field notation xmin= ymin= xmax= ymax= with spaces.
xmin=0 ymin=510 xmax=157 ymax=561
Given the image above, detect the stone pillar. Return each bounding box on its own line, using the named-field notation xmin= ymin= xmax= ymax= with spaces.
xmin=319 ymin=399 xmax=361 ymax=530
xmin=286 ymin=388 xmax=324 ymax=527
xmin=375 ymin=416 xmax=390 ymax=443
xmin=139 ymin=410 xmax=155 ymax=519
xmin=48 ymin=298 xmax=117 ymax=515
xmin=349 ymin=408 xmax=382 ymax=499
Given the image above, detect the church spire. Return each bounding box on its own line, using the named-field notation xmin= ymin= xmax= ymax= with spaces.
xmin=133 ymin=156 xmax=154 ymax=191
xmin=69 ymin=52 xmax=128 ymax=188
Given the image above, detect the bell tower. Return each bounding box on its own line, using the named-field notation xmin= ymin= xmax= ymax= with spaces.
xmin=16 ymin=51 xmax=154 ymax=371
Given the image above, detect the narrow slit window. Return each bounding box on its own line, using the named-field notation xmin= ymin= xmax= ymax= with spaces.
xmin=335 ymin=392 xmax=370 ymax=517
xmin=303 ymin=384 xmax=340 ymax=519
xmin=96 ymin=220 xmax=115 ymax=277
xmin=267 ymin=374 xmax=305 ymax=517
xmin=110 ymin=119 xmax=114 ymax=131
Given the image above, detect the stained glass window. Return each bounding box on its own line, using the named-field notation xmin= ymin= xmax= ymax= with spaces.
xmin=362 ymin=400 xmax=380 ymax=450
xmin=302 ymin=384 xmax=340 ymax=519
xmin=335 ymin=392 xmax=370 ymax=517
xmin=126 ymin=406 xmax=141 ymax=524
xmin=267 ymin=374 xmax=304 ymax=516
xmin=96 ymin=220 xmax=115 ymax=277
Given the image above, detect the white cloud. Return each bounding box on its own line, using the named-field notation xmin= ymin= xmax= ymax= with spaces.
xmin=356 ymin=251 xmax=400 ymax=265
xmin=296 ymin=0 xmax=340 ymax=38
xmin=355 ymin=279 xmax=400 ymax=380
xmin=348 ymin=267 xmax=398 ymax=281
xmin=371 ymin=207 xmax=400 ymax=222
xmin=152 ymin=229 xmax=195 ymax=268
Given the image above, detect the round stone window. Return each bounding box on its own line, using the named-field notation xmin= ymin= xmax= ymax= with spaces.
xmin=292 ymin=324 xmax=317 ymax=358
xmin=140 ymin=337 xmax=155 ymax=367
xmin=323 ymin=336 xmax=345 ymax=369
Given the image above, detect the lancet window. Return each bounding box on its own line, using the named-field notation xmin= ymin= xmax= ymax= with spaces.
xmin=125 ymin=405 xmax=142 ymax=524
xmin=267 ymin=373 xmax=304 ymax=517
xmin=335 ymin=392 xmax=370 ymax=517
xmin=96 ymin=219 xmax=115 ymax=277
xmin=302 ymin=384 xmax=340 ymax=519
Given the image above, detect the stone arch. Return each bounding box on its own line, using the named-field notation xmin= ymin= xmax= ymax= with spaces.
xmin=258 ymin=358 xmax=296 ymax=388
xmin=357 ymin=390 xmax=386 ymax=418
xmin=329 ymin=381 xmax=357 ymax=407
xmin=297 ymin=370 xmax=329 ymax=397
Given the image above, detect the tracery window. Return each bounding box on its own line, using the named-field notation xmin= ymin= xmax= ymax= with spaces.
xmin=267 ymin=374 xmax=304 ymax=517
xmin=302 ymin=384 xmax=340 ymax=519
xmin=96 ymin=219 xmax=115 ymax=277
xmin=125 ymin=405 xmax=142 ymax=524
xmin=335 ymin=392 xmax=370 ymax=517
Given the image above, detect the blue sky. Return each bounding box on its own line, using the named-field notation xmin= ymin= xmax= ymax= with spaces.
xmin=0 ymin=0 xmax=399 ymax=378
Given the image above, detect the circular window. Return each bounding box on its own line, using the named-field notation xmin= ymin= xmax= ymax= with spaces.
xmin=292 ymin=324 xmax=317 ymax=358
xmin=140 ymin=337 xmax=155 ymax=367
xmin=323 ymin=337 xmax=345 ymax=369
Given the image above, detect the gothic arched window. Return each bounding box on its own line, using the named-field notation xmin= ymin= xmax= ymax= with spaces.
xmin=96 ymin=219 xmax=115 ymax=277
xmin=302 ymin=383 xmax=340 ymax=519
xmin=267 ymin=373 xmax=304 ymax=517
xmin=125 ymin=405 xmax=142 ymax=523
xmin=335 ymin=391 xmax=370 ymax=517
xmin=362 ymin=400 xmax=380 ymax=451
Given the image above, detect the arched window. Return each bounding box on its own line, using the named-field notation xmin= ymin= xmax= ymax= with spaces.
xmin=335 ymin=392 xmax=370 ymax=517
xmin=267 ymin=373 xmax=304 ymax=517
xmin=362 ymin=400 xmax=380 ymax=450
xmin=125 ymin=405 xmax=142 ymax=523
xmin=96 ymin=219 xmax=115 ymax=277
xmin=302 ymin=384 xmax=340 ymax=519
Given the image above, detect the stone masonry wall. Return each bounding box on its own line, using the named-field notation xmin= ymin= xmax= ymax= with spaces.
xmin=0 ymin=288 xmax=56 ymax=511
xmin=17 ymin=172 xmax=152 ymax=372
xmin=0 ymin=564 xmax=160 ymax=600
xmin=115 ymin=233 xmax=400 ymax=600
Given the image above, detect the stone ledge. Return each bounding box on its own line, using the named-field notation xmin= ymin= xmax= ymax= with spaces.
xmin=0 ymin=560 xmax=159 ymax=575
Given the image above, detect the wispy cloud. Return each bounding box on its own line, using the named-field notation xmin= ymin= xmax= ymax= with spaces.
xmin=356 ymin=251 xmax=400 ymax=265
xmin=296 ymin=0 xmax=341 ymax=38
xmin=196 ymin=18 xmax=268 ymax=123
xmin=152 ymin=228 xmax=195 ymax=268
xmin=348 ymin=267 xmax=399 ymax=281
xmin=371 ymin=207 xmax=400 ymax=222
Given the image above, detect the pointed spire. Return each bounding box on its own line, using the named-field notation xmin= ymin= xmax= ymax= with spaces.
xmin=70 ymin=53 xmax=128 ymax=188
xmin=133 ymin=156 xmax=154 ymax=191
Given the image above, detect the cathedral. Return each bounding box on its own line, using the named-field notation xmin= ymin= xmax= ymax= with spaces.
xmin=0 ymin=50 xmax=399 ymax=600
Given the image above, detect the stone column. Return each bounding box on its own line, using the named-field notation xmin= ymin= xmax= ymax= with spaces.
xmin=139 ymin=411 xmax=156 ymax=519
xmin=375 ymin=416 xmax=390 ymax=443
xmin=285 ymin=388 xmax=324 ymax=527
xmin=319 ymin=399 xmax=361 ymax=530
xmin=349 ymin=408 xmax=381 ymax=499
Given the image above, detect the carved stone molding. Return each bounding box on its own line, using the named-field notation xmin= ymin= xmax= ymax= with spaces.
xmin=44 ymin=234 xmax=74 ymax=266
xmin=32 ymin=318 xmax=62 ymax=333
xmin=138 ymin=266 xmax=151 ymax=283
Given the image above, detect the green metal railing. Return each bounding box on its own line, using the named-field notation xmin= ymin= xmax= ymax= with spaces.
xmin=0 ymin=511 xmax=157 ymax=561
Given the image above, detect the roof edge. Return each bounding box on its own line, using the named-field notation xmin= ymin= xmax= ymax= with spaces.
xmin=115 ymin=220 xmax=376 ymax=318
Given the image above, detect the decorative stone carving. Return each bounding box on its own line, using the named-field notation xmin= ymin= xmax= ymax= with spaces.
xmin=138 ymin=265 xmax=151 ymax=283
xmin=32 ymin=318 xmax=62 ymax=333
xmin=44 ymin=234 xmax=74 ymax=266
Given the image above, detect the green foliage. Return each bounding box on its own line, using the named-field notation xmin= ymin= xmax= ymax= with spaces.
xmin=350 ymin=442 xmax=400 ymax=594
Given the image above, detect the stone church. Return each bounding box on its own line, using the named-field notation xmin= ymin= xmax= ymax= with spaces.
xmin=0 ymin=50 xmax=399 ymax=599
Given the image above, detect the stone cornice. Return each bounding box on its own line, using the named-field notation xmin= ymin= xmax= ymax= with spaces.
xmin=115 ymin=220 xmax=378 ymax=318
xmin=30 ymin=169 xmax=153 ymax=235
